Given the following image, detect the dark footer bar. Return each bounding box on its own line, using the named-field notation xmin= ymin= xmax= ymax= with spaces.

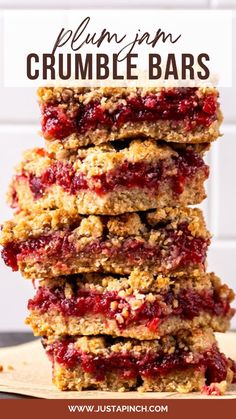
xmin=0 ymin=399 xmax=235 ymax=419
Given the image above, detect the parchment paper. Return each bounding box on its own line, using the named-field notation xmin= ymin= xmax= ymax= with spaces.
xmin=0 ymin=333 xmax=235 ymax=399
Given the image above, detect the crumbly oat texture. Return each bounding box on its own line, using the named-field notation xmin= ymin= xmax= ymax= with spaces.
xmin=2 ymin=86 xmax=232 ymax=396
xmin=43 ymin=329 xmax=235 ymax=392
xmin=8 ymin=140 xmax=209 ymax=215
xmin=26 ymin=271 xmax=234 ymax=339
xmin=0 ymin=207 xmax=210 ymax=279
xmin=38 ymin=87 xmax=219 ymax=107
xmin=0 ymin=206 xmax=209 ymax=245
xmin=38 ymin=87 xmax=222 ymax=151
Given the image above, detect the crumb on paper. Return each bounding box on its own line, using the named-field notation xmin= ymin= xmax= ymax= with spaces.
xmin=7 ymin=365 xmax=14 ymax=371
xmin=0 ymin=365 xmax=3 ymax=372
xmin=201 ymin=381 xmax=227 ymax=396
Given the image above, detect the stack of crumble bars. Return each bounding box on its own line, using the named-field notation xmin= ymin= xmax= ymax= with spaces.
xmin=1 ymin=87 xmax=236 ymax=394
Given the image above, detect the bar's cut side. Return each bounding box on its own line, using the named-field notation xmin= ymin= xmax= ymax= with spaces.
xmin=43 ymin=329 xmax=236 ymax=392
xmin=26 ymin=272 xmax=235 ymax=339
xmin=38 ymin=87 xmax=222 ymax=152
xmin=0 ymin=207 xmax=210 ymax=279
xmin=8 ymin=140 xmax=209 ymax=215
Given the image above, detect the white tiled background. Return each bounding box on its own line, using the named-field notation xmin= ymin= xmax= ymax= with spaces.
xmin=0 ymin=0 xmax=235 ymax=331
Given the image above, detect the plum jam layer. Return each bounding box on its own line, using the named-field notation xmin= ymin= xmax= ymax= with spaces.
xmin=2 ymin=222 xmax=209 ymax=273
xmin=41 ymin=88 xmax=218 ymax=140
xmin=45 ymin=340 xmax=229 ymax=384
xmin=28 ymin=285 xmax=231 ymax=331
xmin=18 ymin=149 xmax=208 ymax=200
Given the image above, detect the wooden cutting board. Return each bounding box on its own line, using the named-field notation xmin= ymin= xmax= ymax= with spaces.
xmin=0 ymin=333 xmax=235 ymax=399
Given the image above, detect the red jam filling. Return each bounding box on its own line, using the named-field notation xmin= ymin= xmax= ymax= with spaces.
xmin=1 ymin=232 xmax=73 ymax=272
xmin=28 ymin=284 xmax=231 ymax=330
xmin=45 ymin=340 xmax=229 ymax=383
xmin=17 ymin=149 xmax=208 ymax=200
xmin=230 ymin=359 xmax=236 ymax=383
xmin=1 ymin=222 xmax=208 ymax=273
xmin=41 ymin=88 xmax=218 ymax=140
xmin=11 ymin=150 xmax=209 ymax=208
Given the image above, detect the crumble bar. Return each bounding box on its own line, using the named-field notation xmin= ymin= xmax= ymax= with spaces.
xmin=26 ymin=272 xmax=234 ymax=339
xmin=43 ymin=328 xmax=235 ymax=392
xmin=8 ymin=140 xmax=209 ymax=215
xmin=0 ymin=207 xmax=210 ymax=279
xmin=38 ymin=87 xmax=222 ymax=152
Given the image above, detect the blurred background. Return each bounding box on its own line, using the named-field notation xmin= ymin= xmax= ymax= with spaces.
xmin=0 ymin=0 xmax=235 ymax=331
